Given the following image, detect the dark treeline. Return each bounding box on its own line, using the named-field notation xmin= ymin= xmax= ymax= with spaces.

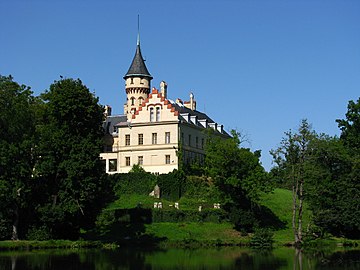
xmin=0 ymin=74 xmax=359 ymax=243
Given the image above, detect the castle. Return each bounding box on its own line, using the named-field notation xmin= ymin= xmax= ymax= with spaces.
xmin=100 ymin=36 xmax=229 ymax=174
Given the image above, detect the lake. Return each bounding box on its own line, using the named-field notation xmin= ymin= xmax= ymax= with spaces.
xmin=0 ymin=246 xmax=359 ymax=270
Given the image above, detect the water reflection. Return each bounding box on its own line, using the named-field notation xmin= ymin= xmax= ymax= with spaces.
xmin=0 ymin=247 xmax=359 ymax=270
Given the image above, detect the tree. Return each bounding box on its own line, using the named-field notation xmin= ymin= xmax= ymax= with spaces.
xmin=204 ymin=129 xmax=270 ymax=231
xmin=0 ymin=75 xmax=36 ymax=240
xmin=270 ymin=119 xmax=315 ymax=246
xmin=336 ymin=98 xmax=360 ymax=153
xmin=305 ymin=135 xmax=359 ymax=238
xmin=33 ymin=78 xmax=106 ymax=239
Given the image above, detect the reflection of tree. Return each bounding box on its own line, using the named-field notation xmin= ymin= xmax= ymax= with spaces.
xmin=234 ymin=250 xmax=287 ymax=270
xmin=293 ymin=248 xmax=302 ymax=270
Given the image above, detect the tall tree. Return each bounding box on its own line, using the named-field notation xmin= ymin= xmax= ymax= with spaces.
xmin=0 ymin=75 xmax=36 ymax=240
xmin=336 ymin=98 xmax=360 ymax=153
xmin=34 ymin=78 xmax=106 ymax=239
xmin=305 ymin=135 xmax=359 ymax=238
xmin=205 ymin=130 xmax=270 ymax=230
xmin=271 ymin=119 xmax=315 ymax=246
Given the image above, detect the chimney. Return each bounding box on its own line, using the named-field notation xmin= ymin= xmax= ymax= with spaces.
xmin=104 ymin=105 xmax=112 ymax=117
xmin=160 ymin=81 xmax=168 ymax=98
xmin=190 ymin=92 xmax=196 ymax=110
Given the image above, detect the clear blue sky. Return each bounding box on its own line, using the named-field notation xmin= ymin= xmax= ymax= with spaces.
xmin=1 ymin=0 xmax=359 ymax=170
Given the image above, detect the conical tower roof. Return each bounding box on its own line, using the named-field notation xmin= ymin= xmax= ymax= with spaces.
xmin=124 ymin=41 xmax=152 ymax=80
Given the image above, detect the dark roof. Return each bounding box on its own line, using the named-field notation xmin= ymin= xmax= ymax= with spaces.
xmin=124 ymin=44 xmax=152 ymax=79
xmin=103 ymin=115 xmax=127 ymax=134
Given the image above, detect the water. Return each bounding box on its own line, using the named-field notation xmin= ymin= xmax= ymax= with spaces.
xmin=0 ymin=247 xmax=359 ymax=270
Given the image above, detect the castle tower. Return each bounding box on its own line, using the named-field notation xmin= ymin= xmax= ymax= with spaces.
xmin=123 ymin=35 xmax=153 ymax=120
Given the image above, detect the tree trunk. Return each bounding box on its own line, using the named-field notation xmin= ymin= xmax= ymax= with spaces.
xmin=298 ymin=180 xmax=304 ymax=244
xmin=292 ymin=165 xmax=299 ymax=244
xmin=12 ymin=203 xmax=19 ymax=241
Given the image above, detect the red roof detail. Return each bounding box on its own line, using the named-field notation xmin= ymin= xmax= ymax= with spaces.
xmin=161 ymin=97 xmax=165 ymax=102
xmin=132 ymin=115 xmax=136 ymax=119
xmin=174 ymin=111 xmax=179 ymax=116
xmin=164 ymin=100 xmax=169 ymax=105
xmin=152 ymin=88 xmax=158 ymax=94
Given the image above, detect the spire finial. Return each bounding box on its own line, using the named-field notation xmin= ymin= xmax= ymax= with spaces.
xmin=137 ymin=15 xmax=140 ymax=46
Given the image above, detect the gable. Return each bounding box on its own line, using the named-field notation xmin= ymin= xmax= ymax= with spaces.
xmin=131 ymin=88 xmax=179 ymax=123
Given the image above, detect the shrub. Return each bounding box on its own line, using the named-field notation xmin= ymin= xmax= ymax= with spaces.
xmin=250 ymin=228 xmax=274 ymax=248
xmin=112 ymin=171 xmax=156 ymax=196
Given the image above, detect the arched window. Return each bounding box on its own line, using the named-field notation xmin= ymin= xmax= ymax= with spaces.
xmin=138 ymin=97 xmax=144 ymax=105
xmin=150 ymin=107 xmax=154 ymax=122
xmin=156 ymin=107 xmax=160 ymax=122
xmin=131 ymin=97 xmax=135 ymax=106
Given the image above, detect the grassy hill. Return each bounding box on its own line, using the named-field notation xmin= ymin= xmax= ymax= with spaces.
xmin=95 ymin=188 xmax=311 ymax=246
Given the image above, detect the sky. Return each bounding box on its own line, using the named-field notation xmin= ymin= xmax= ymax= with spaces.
xmin=1 ymin=0 xmax=359 ymax=171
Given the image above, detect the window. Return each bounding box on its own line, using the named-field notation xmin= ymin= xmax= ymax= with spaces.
xmin=196 ymin=137 xmax=199 ymax=148
xmin=138 ymin=134 xmax=143 ymax=145
xmin=165 ymin=155 xmax=171 ymax=164
xmin=201 ymin=138 xmax=205 ymax=149
xmin=131 ymin=97 xmax=135 ymax=106
xmin=138 ymin=156 xmax=143 ymax=165
xmin=150 ymin=107 xmax=154 ymax=122
xmin=181 ymin=132 xmax=184 ymax=144
xmin=125 ymin=157 xmax=131 ymax=166
xmin=125 ymin=134 xmax=130 ymax=146
xmin=156 ymin=107 xmax=160 ymax=121
xmin=130 ymin=78 xmax=134 ymax=84
xmin=109 ymin=159 xmax=117 ymax=172
xmin=152 ymin=133 xmax=157 ymax=144
xmin=138 ymin=97 xmax=143 ymax=105
xmin=165 ymin=132 xmax=170 ymax=144
xmin=188 ymin=134 xmax=191 ymax=146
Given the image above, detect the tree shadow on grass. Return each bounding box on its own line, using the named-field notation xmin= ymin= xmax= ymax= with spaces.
xmin=254 ymin=205 xmax=287 ymax=230
xmin=93 ymin=207 xmax=166 ymax=246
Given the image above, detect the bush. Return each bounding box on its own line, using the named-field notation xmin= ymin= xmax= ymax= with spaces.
xmin=112 ymin=171 xmax=156 ymax=196
xmin=26 ymin=225 xmax=52 ymax=241
xmin=157 ymin=170 xmax=186 ymax=201
xmin=250 ymin=228 xmax=274 ymax=248
xmin=152 ymin=209 xmax=227 ymax=223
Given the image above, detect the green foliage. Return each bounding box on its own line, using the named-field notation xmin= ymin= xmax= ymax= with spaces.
xmin=205 ymin=129 xmax=271 ymax=205
xmin=337 ymin=98 xmax=360 ymax=153
xmin=305 ymin=136 xmax=360 ymax=239
xmin=112 ymin=171 xmax=156 ymax=197
xmin=33 ymin=78 xmax=108 ymax=239
xmin=152 ymin=209 xmax=227 ymax=223
xmin=157 ymin=170 xmax=187 ymax=201
xmin=250 ymin=228 xmax=274 ymax=248
xmin=0 ymin=75 xmax=36 ymax=240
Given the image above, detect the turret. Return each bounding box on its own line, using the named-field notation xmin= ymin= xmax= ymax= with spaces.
xmin=123 ymin=36 xmax=153 ymax=120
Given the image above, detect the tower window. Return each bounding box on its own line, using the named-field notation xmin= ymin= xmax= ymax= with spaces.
xmin=130 ymin=78 xmax=134 ymax=84
xmin=138 ymin=97 xmax=144 ymax=105
xmin=131 ymin=97 xmax=135 ymax=106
